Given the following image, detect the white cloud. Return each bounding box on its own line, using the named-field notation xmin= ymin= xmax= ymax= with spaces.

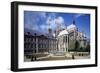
xmin=40 ymin=24 xmax=48 ymax=29
xmin=75 ymin=14 xmax=83 ymax=19
xmin=32 ymin=24 xmax=39 ymax=30
xmin=25 ymin=11 xmax=47 ymax=31
xmin=46 ymin=16 xmax=57 ymax=30
xmin=39 ymin=24 xmax=49 ymax=33
xmin=39 ymin=12 xmax=47 ymax=18
xmin=46 ymin=15 xmax=65 ymax=32
xmin=25 ymin=11 xmax=66 ymax=33
xmin=55 ymin=16 xmax=64 ymax=25
xmin=46 ymin=16 xmax=52 ymax=25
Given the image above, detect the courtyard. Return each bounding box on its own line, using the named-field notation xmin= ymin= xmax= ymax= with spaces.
xmin=24 ymin=52 xmax=90 ymax=62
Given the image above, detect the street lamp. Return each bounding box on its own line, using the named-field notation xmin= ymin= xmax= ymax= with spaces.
xmin=34 ymin=33 xmax=37 ymax=61
xmin=31 ymin=33 xmax=37 ymax=61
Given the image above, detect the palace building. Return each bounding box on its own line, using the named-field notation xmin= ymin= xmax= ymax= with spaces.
xmin=24 ymin=29 xmax=58 ymax=56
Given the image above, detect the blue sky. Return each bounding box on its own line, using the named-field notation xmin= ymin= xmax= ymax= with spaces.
xmin=24 ymin=11 xmax=90 ymax=38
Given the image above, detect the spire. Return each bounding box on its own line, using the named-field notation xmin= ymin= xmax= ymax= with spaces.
xmin=48 ymin=28 xmax=52 ymax=34
xmin=73 ymin=19 xmax=75 ymax=25
xmin=72 ymin=15 xmax=76 ymax=25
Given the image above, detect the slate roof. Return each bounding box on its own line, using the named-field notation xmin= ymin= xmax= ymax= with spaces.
xmin=24 ymin=28 xmax=55 ymax=39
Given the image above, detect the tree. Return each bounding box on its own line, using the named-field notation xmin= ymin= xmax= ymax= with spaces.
xmin=69 ymin=39 xmax=75 ymax=51
xmin=85 ymin=44 xmax=90 ymax=52
xmin=79 ymin=47 xmax=84 ymax=52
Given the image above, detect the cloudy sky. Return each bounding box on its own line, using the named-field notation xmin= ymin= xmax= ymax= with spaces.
xmin=24 ymin=11 xmax=90 ymax=38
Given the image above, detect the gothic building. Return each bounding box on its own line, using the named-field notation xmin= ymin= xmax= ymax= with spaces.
xmin=57 ymin=29 xmax=69 ymax=53
xmin=24 ymin=20 xmax=89 ymax=57
xmin=56 ymin=20 xmax=88 ymax=52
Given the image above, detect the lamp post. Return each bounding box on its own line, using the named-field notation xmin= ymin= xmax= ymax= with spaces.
xmin=31 ymin=33 xmax=37 ymax=61
xmin=34 ymin=33 xmax=37 ymax=61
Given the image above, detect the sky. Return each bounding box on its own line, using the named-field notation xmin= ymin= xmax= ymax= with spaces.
xmin=24 ymin=11 xmax=90 ymax=38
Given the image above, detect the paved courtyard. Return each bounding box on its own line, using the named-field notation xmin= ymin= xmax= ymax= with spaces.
xmin=24 ymin=52 xmax=90 ymax=62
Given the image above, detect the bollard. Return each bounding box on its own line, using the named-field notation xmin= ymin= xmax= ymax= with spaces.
xmin=31 ymin=55 xmax=34 ymax=61
xmin=72 ymin=54 xmax=75 ymax=59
